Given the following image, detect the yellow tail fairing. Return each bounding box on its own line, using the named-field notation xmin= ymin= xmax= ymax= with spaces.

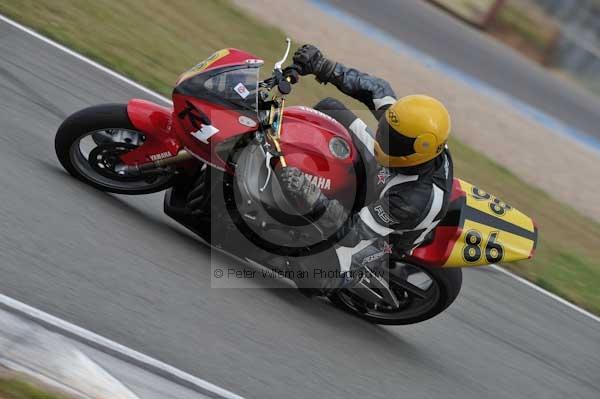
xmin=443 ymin=179 xmax=537 ymax=267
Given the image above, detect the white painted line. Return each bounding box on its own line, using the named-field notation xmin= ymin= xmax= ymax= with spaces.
xmin=0 ymin=11 xmax=597 ymax=326
xmin=490 ymin=265 xmax=600 ymax=323
xmin=0 ymin=293 xmax=246 ymax=399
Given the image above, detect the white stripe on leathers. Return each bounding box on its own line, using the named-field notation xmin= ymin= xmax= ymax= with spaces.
xmin=348 ymin=118 xmax=375 ymax=155
xmin=373 ymin=96 xmax=396 ymax=110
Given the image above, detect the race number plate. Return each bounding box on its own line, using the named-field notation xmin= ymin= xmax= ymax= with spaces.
xmin=443 ymin=180 xmax=537 ymax=267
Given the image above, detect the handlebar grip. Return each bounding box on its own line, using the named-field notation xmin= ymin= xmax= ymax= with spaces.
xmin=283 ymin=66 xmax=300 ymax=84
xmin=278 ymin=80 xmax=292 ymax=95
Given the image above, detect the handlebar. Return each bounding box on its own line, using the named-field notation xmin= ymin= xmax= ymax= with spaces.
xmin=260 ymin=65 xmax=299 ymax=94
xmin=259 ymin=37 xmax=299 ymax=96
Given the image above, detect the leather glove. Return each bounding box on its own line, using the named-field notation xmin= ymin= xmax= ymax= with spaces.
xmin=278 ymin=167 xmax=350 ymax=235
xmin=278 ymin=166 xmax=322 ymax=209
xmin=292 ymin=44 xmax=336 ymax=83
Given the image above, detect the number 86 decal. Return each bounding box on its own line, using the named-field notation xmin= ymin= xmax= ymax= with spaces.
xmin=463 ymin=230 xmax=504 ymax=263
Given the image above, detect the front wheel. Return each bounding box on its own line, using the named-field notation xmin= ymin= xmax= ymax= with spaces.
xmin=329 ymin=262 xmax=462 ymax=325
xmin=55 ymin=104 xmax=176 ymax=195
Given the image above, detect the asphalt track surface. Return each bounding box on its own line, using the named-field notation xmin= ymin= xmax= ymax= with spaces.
xmin=0 ymin=18 xmax=599 ymax=399
xmin=320 ymin=0 xmax=600 ymax=142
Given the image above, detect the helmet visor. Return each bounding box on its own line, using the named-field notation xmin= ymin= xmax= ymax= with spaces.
xmin=376 ymin=117 xmax=416 ymax=157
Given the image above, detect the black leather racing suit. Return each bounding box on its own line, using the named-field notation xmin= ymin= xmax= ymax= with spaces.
xmin=309 ymin=62 xmax=454 ymax=278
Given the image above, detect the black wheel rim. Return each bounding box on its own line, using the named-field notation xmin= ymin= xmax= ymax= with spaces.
xmin=69 ymin=128 xmax=173 ymax=192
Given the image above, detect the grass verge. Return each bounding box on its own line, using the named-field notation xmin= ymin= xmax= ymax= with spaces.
xmin=1 ymin=0 xmax=598 ymax=315
xmin=0 ymin=376 xmax=67 ymax=399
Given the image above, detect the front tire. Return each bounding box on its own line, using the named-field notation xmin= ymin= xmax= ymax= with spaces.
xmin=330 ymin=264 xmax=462 ymax=325
xmin=55 ymin=104 xmax=176 ymax=194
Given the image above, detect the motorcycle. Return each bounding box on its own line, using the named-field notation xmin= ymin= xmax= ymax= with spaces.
xmin=55 ymin=39 xmax=538 ymax=325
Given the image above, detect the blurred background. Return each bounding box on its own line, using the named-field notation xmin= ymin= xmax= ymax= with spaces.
xmin=431 ymin=0 xmax=600 ymax=93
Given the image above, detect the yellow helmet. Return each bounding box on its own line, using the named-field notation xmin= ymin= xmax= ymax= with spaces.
xmin=374 ymin=95 xmax=451 ymax=168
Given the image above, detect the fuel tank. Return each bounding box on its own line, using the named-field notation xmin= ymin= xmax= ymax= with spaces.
xmin=278 ymin=106 xmax=360 ymax=207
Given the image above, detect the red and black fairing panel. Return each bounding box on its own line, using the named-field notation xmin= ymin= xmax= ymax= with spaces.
xmin=171 ymin=49 xmax=263 ymax=169
xmin=119 ymin=49 xmax=263 ymax=168
xmin=410 ymin=179 xmax=538 ymax=268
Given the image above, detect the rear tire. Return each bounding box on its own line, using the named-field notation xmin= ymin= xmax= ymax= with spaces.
xmin=55 ymin=104 xmax=176 ymax=194
xmin=330 ymin=265 xmax=462 ymax=325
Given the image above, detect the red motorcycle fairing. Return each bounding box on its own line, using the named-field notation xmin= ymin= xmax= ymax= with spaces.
xmin=172 ymin=94 xmax=258 ymax=171
xmin=171 ymin=49 xmax=264 ymax=171
xmin=120 ymin=99 xmax=181 ymax=165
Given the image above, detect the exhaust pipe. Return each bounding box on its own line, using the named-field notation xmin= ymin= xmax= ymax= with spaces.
xmin=120 ymin=150 xmax=194 ymax=176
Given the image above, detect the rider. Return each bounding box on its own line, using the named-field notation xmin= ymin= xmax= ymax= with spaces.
xmin=279 ymin=44 xmax=454 ymax=292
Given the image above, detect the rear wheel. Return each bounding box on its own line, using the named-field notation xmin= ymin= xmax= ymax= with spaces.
xmin=55 ymin=104 xmax=176 ymax=194
xmin=329 ymin=262 xmax=462 ymax=325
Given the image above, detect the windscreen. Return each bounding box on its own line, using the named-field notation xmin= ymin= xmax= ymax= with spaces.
xmin=203 ymin=67 xmax=259 ymax=111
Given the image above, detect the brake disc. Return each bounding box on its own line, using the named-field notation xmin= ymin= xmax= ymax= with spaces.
xmin=88 ymin=142 xmax=141 ymax=181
